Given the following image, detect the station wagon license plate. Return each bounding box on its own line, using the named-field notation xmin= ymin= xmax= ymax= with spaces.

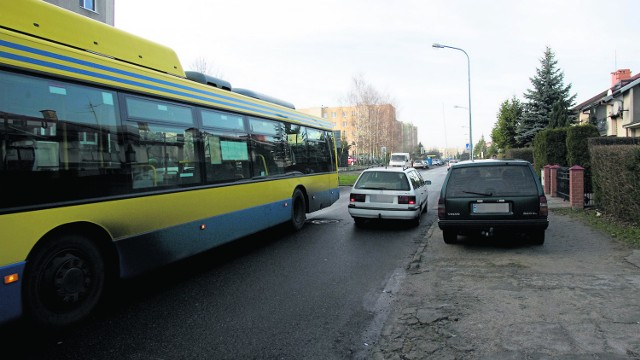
xmin=472 ymin=203 xmax=509 ymax=213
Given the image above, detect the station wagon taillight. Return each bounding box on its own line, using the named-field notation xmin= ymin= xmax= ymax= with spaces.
xmin=438 ymin=197 xmax=445 ymax=219
xmin=539 ymin=195 xmax=548 ymax=217
xmin=398 ymin=195 xmax=416 ymax=205
xmin=350 ymin=194 xmax=366 ymax=202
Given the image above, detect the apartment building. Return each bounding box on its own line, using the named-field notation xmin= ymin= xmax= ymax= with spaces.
xmin=299 ymin=104 xmax=417 ymax=160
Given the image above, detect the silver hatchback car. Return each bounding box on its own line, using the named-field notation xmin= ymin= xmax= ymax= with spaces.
xmin=348 ymin=167 xmax=431 ymax=227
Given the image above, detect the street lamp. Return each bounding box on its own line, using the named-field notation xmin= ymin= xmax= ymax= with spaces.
xmin=433 ymin=43 xmax=473 ymax=161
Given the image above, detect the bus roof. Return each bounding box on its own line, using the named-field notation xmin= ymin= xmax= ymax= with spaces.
xmin=0 ymin=0 xmax=185 ymax=77
xmin=0 ymin=0 xmax=334 ymax=130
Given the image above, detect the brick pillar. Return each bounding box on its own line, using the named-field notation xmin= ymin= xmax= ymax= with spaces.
xmin=549 ymin=165 xmax=560 ymax=197
xmin=569 ymin=165 xmax=585 ymax=210
xmin=543 ymin=165 xmax=552 ymax=195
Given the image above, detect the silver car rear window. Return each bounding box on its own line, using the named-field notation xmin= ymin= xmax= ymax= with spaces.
xmin=355 ymin=171 xmax=410 ymax=191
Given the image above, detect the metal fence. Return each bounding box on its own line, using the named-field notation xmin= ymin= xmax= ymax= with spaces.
xmin=584 ymin=168 xmax=595 ymax=208
xmin=556 ymin=167 xmax=570 ymax=201
xmin=556 ymin=167 xmax=595 ymax=208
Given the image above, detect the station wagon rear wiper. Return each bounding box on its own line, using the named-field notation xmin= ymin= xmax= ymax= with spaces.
xmin=463 ymin=190 xmax=493 ymax=196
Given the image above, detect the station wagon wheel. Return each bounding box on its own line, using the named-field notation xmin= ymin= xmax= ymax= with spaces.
xmin=530 ymin=230 xmax=545 ymax=245
xmin=23 ymin=234 xmax=106 ymax=328
xmin=290 ymin=189 xmax=307 ymax=231
xmin=443 ymin=230 xmax=457 ymax=244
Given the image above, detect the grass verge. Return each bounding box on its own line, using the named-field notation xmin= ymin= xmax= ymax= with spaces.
xmin=338 ymin=173 xmax=359 ymax=186
xmin=552 ymin=207 xmax=640 ymax=248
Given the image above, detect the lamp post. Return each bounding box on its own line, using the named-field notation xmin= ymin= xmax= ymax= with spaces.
xmin=433 ymin=43 xmax=473 ymax=161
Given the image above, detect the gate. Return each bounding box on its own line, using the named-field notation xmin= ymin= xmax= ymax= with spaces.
xmin=556 ymin=167 xmax=570 ymax=201
xmin=584 ymin=168 xmax=595 ymax=208
xmin=556 ymin=166 xmax=595 ymax=208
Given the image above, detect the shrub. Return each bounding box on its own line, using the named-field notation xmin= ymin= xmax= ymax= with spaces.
xmin=506 ymin=147 xmax=533 ymax=163
xmin=588 ymin=143 xmax=640 ymax=225
xmin=566 ymin=124 xmax=600 ymax=168
xmin=533 ymin=128 xmax=566 ymax=174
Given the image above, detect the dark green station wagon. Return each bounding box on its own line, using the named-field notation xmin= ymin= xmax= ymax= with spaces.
xmin=437 ymin=159 xmax=549 ymax=245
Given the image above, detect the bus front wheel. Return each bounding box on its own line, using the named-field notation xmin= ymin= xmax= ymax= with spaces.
xmin=290 ymin=189 xmax=307 ymax=231
xmin=23 ymin=234 xmax=106 ymax=328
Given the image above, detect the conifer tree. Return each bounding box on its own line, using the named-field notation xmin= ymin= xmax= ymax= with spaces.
xmin=516 ymin=46 xmax=576 ymax=145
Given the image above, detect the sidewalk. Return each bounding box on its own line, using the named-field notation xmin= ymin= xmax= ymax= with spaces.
xmin=369 ymin=197 xmax=640 ymax=360
xmin=546 ymin=195 xmax=571 ymax=209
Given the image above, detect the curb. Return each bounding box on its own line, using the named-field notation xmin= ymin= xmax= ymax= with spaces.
xmin=409 ymin=223 xmax=436 ymax=270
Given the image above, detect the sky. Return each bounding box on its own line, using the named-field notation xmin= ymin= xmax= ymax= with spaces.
xmin=114 ymin=0 xmax=640 ymax=150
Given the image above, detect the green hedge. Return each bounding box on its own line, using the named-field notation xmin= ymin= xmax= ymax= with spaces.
xmin=505 ymin=147 xmax=533 ymax=163
xmin=588 ymin=142 xmax=640 ymax=224
xmin=533 ymin=128 xmax=567 ymax=174
xmin=566 ymin=124 xmax=600 ymax=169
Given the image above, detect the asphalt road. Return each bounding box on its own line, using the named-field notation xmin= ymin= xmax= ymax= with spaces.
xmin=0 ymin=167 xmax=444 ymax=360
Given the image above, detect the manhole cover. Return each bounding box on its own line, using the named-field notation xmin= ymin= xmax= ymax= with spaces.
xmin=310 ymin=219 xmax=340 ymax=225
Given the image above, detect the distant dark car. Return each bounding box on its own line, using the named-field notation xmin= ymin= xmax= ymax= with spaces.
xmin=437 ymin=159 xmax=549 ymax=244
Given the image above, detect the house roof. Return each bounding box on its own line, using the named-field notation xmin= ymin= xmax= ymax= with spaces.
xmin=572 ymin=72 xmax=640 ymax=111
xmin=573 ymin=90 xmax=608 ymax=111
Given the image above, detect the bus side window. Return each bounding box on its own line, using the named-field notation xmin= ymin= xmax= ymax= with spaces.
xmin=132 ymin=164 xmax=157 ymax=188
xmin=127 ymin=122 xmax=199 ymax=189
xmin=5 ymin=145 xmax=35 ymax=171
xmin=202 ymin=130 xmax=249 ymax=183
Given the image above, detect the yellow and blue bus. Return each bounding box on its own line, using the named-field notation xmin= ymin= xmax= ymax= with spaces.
xmin=0 ymin=0 xmax=339 ymax=328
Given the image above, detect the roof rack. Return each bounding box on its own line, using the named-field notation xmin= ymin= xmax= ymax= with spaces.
xmin=232 ymin=88 xmax=295 ymax=109
xmin=185 ymin=71 xmax=232 ymax=91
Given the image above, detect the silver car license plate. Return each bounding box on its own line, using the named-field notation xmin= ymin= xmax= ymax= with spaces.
xmin=371 ymin=195 xmax=394 ymax=203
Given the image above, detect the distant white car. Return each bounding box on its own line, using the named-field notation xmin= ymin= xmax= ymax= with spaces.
xmin=432 ymin=159 xmax=442 ymax=166
xmin=413 ymin=159 xmax=428 ymax=169
xmin=388 ymin=153 xmax=411 ymax=167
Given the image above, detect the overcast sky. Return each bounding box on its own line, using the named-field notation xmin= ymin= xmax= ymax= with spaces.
xmin=115 ymin=0 xmax=640 ymax=150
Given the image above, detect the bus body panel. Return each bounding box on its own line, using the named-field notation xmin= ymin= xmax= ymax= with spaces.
xmin=0 ymin=262 xmax=24 ymax=324
xmin=116 ymin=197 xmax=292 ymax=278
xmin=0 ymin=174 xmax=338 ymax=267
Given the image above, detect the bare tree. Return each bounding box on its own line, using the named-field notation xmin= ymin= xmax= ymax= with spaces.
xmin=189 ymin=56 xmax=225 ymax=79
xmin=345 ymin=74 xmax=397 ymax=163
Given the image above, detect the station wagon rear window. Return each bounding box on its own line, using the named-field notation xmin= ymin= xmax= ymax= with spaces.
xmin=446 ymin=166 xmax=538 ymax=197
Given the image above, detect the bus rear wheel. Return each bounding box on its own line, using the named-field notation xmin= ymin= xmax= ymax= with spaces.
xmin=290 ymin=189 xmax=307 ymax=231
xmin=23 ymin=234 xmax=106 ymax=328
